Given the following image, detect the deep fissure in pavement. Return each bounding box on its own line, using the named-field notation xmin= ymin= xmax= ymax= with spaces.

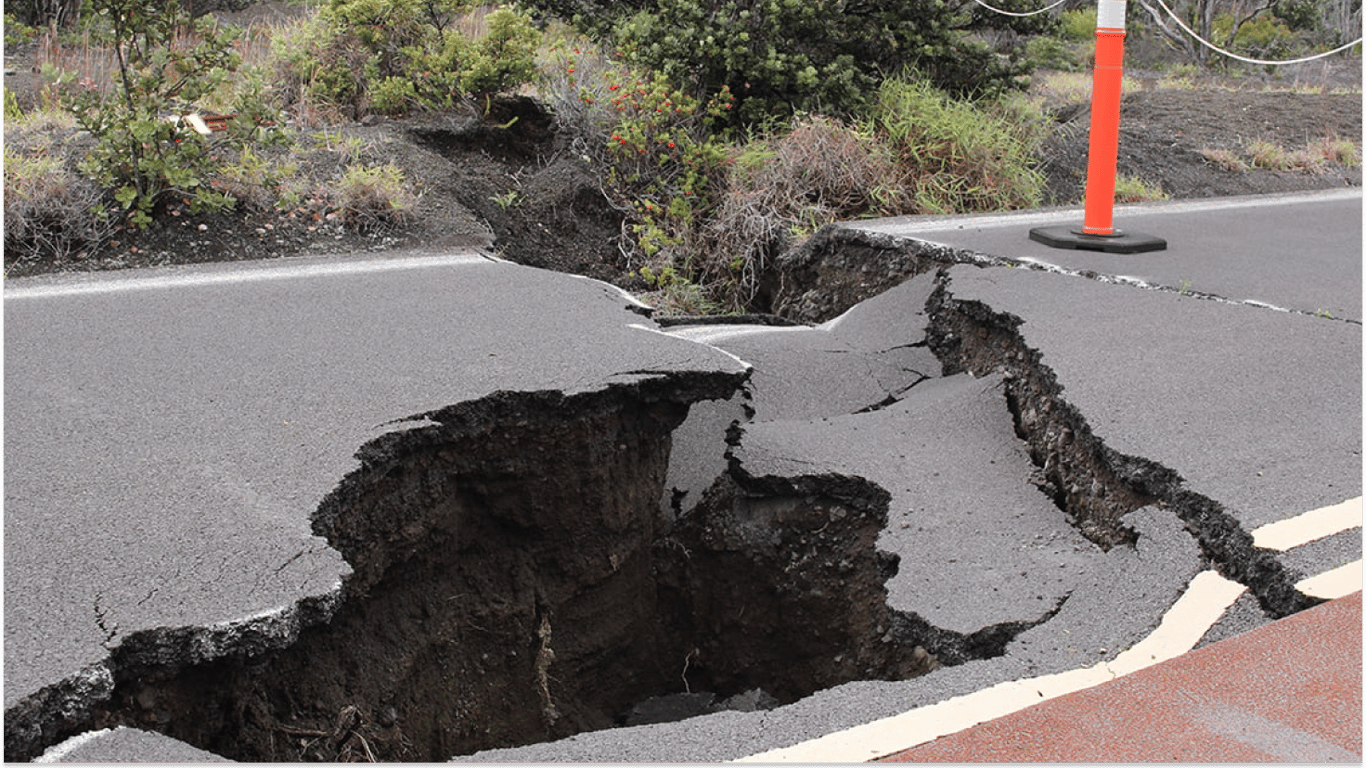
xmin=925 ymin=267 xmax=1322 ymax=618
xmin=30 ymin=378 xmax=947 ymax=763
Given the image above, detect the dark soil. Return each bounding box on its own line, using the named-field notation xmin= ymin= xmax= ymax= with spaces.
xmin=1040 ymin=83 xmax=1363 ymax=205
xmin=3 ymin=47 xmax=1361 ymax=298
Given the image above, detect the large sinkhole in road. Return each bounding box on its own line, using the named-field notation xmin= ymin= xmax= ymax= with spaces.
xmin=65 ymin=265 xmax=1322 ymax=763
xmin=88 ymin=384 xmax=941 ymax=762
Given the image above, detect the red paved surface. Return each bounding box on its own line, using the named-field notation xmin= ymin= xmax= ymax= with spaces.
xmin=881 ymin=591 xmax=1362 ymax=763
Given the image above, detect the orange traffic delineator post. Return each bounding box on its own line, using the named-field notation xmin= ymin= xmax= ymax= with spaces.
xmin=1030 ymin=0 xmax=1167 ymax=253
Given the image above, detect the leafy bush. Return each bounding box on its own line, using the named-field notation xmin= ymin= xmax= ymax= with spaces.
xmin=62 ymin=0 xmax=246 ymax=226
xmin=1271 ymin=0 xmax=1319 ymax=31
xmin=1213 ymin=11 xmax=1297 ymax=56
xmin=459 ymin=6 xmax=542 ymax=96
xmin=1026 ymin=35 xmax=1084 ymax=71
xmin=541 ymin=37 xmax=733 ymax=262
xmin=528 ymin=0 xmax=1031 ymax=128
xmin=270 ymin=0 xmax=540 ymax=118
xmin=1059 ymin=8 xmax=1097 ymax=41
xmin=4 ymin=12 xmax=39 ymax=44
xmin=214 ymin=145 xmax=301 ymax=212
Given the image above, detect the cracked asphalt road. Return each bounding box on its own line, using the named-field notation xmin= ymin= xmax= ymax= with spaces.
xmin=6 ymin=190 xmax=1361 ymax=762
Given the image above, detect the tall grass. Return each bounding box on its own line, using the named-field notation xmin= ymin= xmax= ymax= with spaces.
xmin=864 ymin=78 xmax=1046 ymax=215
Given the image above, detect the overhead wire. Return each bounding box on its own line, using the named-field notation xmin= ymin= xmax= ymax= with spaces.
xmin=970 ymin=0 xmax=1363 ymax=66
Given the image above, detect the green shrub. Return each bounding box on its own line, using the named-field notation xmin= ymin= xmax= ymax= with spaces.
xmin=1272 ymin=0 xmax=1319 ymax=31
xmin=1059 ymin=8 xmax=1096 ymax=41
xmin=214 ymin=146 xmax=301 ymax=212
xmin=271 ymin=1 xmax=539 ymax=117
xmin=62 ymin=0 xmax=245 ymax=226
xmin=4 ymin=13 xmax=39 ymax=45
xmin=1026 ymin=35 xmax=1084 ymax=71
xmin=543 ymin=38 xmax=733 ymax=261
xmin=459 ymin=5 xmax=542 ymax=97
xmin=1213 ymin=11 xmax=1297 ymax=55
xmin=531 ymin=0 xmax=1030 ymax=128
xmin=371 ymin=76 xmax=419 ymax=114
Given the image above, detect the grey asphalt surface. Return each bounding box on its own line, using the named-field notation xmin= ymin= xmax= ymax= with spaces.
xmin=4 ymin=251 xmax=747 ymax=752
xmin=12 ymin=189 xmax=1362 ymax=762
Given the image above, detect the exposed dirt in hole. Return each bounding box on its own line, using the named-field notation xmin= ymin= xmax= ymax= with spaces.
xmin=68 ymin=381 xmax=947 ymax=763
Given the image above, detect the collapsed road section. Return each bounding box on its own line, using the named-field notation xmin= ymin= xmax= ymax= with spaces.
xmin=8 ymin=191 xmax=1361 ymax=763
xmin=10 ymin=334 xmax=952 ymax=762
xmin=464 ymin=201 xmax=1359 ymax=762
xmin=63 ymin=382 xmax=941 ymax=761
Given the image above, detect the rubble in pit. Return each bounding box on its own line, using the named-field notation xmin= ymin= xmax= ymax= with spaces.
xmin=653 ymin=470 xmax=940 ymax=704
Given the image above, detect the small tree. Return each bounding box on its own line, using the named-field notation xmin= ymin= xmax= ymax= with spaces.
xmin=64 ymin=0 xmax=246 ymax=225
xmin=1135 ymin=0 xmax=1345 ymax=64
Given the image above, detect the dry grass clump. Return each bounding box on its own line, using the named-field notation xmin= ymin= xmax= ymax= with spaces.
xmin=3 ymin=142 xmax=115 ymax=268
xmin=1246 ymin=138 xmax=1297 ymax=170
xmin=1198 ymin=146 xmax=1251 ymax=171
xmin=333 ymin=162 xmax=420 ymax=233
xmin=689 ymin=115 xmax=899 ymax=310
xmin=1112 ymin=174 xmax=1169 ymax=202
xmin=1201 ymin=136 xmax=1359 ymax=174
xmin=1308 ymin=136 xmax=1360 ymax=167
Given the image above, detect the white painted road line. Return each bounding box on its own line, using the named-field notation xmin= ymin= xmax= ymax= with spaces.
xmin=733 ymin=570 xmax=1249 ymax=763
xmin=853 ymin=188 xmax=1363 ymax=236
xmin=667 ymin=324 xmax=811 ymax=345
xmin=1296 ymin=560 xmax=1363 ymax=600
xmin=732 ymin=494 xmax=1365 ymax=764
xmin=3 ymin=251 xmax=492 ymax=300
xmin=1251 ymin=497 xmax=1363 ymax=551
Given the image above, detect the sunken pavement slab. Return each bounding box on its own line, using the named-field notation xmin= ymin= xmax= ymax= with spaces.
xmin=8 ymin=191 xmax=1362 ymax=763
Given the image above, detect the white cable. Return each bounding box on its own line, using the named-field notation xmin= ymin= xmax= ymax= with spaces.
xmin=1149 ymin=0 xmax=1363 ymax=65
xmin=971 ymin=0 xmax=1364 ymax=64
xmin=972 ymin=0 xmax=1070 ymax=17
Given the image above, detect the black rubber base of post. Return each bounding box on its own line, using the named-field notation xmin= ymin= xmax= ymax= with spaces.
xmin=1029 ymin=226 xmax=1167 ymax=254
